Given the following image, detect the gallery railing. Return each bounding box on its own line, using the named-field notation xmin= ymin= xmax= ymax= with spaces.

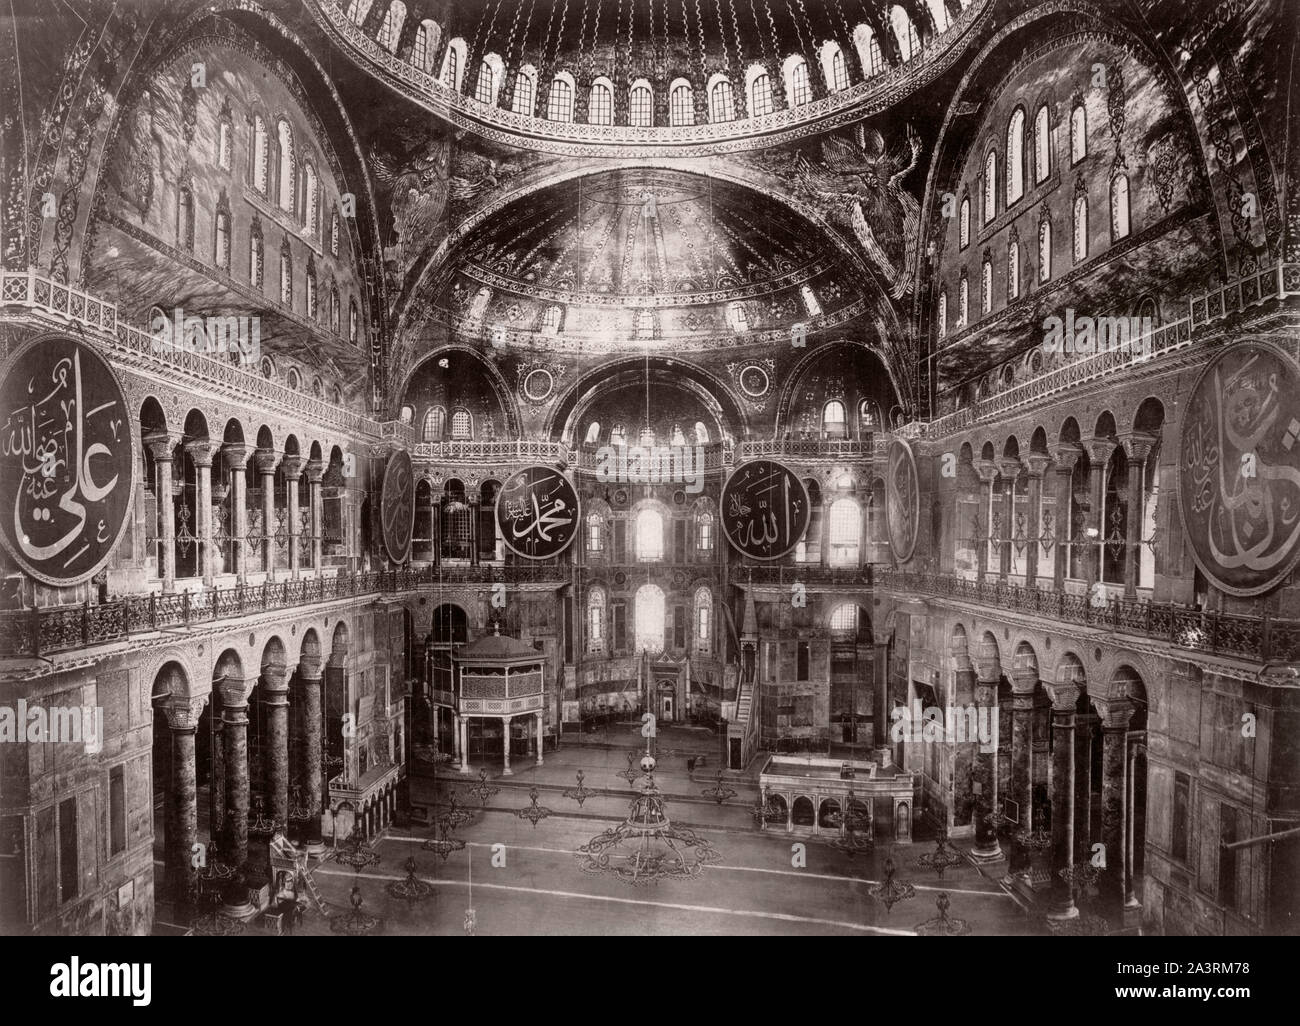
xmin=738 ymin=565 xmax=876 ymax=586
xmin=0 ymin=564 xmax=568 ymax=658
xmin=874 ymin=568 xmax=1300 ymax=664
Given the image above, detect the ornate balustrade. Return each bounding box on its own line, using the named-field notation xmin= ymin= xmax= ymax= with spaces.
xmin=0 ymin=564 xmax=569 ymax=658
xmin=739 ymin=565 xmax=875 ymax=587
xmin=874 ymin=568 xmax=1300 ymax=664
xmin=411 ymin=439 xmax=571 ymax=464
xmin=737 ymin=438 xmax=877 ymax=461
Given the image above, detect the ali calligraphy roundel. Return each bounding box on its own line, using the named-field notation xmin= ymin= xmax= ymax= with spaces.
xmin=1177 ymin=341 xmax=1300 ymax=597
xmin=380 ymin=448 xmax=415 ymax=565
xmin=0 ymin=335 xmax=136 ymax=586
xmin=886 ymin=438 xmax=920 ymax=564
xmin=721 ymin=459 xmax=810 ymax=560
xmin=497 ymin=466 xmax=580 ymax=559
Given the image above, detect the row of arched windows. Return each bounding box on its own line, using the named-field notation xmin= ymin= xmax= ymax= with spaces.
xmin=419 ymin=405 xmax=475 ymax=441
xmin=585 ymin=585 xmax=714 ymax=655
xmin=583 ymin=422 xmax=712 ymax=446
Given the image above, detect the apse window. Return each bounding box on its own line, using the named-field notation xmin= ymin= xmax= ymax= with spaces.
xmin=694 ymin=421 xmax=710 ymax=444
xmin=547 ymin=76 xmax=574 ymax=122
xmin=450 ymin=409 xmax=472 ymax=440
xmin=584 ymin=421 xmax=601 ymax=445
xmin=1072 ymin=190 xmax=1088 ymax=263
xmin=829 ymin=47 xmax=849 ymax=92
xmin=823 ymin=399 xmax=847 ymax=439
xmin=829 ymin=603 xmax=858 ymax=634
xmin=828 ymin=498 xmax=861 ymax=567
xmin=1006 ymin=108 xmax=1025 ymax=205
xmin=709 ymin=79 xmax=735 ymax=122
xmin=800 ymin=285 xmax=822 ymax=317
xmin=422 ymin=406 xmax=445 ymax=441
xmin=697 ymin=512 xmax=714 ymax=551
xmin=276 ymin=119 xmax=294 ymax=214
xmin=695 ymin=588 xmax=712 ymax=654
xmin=958 ymin=272 xmax=969 ymax=325
xmin=634 ymin=584 xmax=666 ymax=653
xmin=1110 ymin=174 xmax=1130 ymax=240
xmin=891 ymin=6 xmax=918 ymax=61
xmin=474 ymin=61 xmax=496 ymax=105
xmin=587 ymin=588 xmax=605 ymax=652
xmin=785 ymin=57 xmax=811 ymax=107
xmin=853 ymin=25 xmax=883 ymax=78
xmin=376 ymin=0 xmax=405 ymax=51
xmin=1034 ymin=104 xmax=1050 ymax=184
xmin=982 ymin=149 xmax=997 ymax=225
xmin=1070 ymin=103 xmax=1087 ymax=164
xmin=589 ymin=82 xmax=614 ymax=125
xmin=629 ymin=82 xmax=654 ymax=127
xmin=411 ymin=20 xmax=439 ymax=75
xmin=981 ymin=254 xmax=992 ymax=314
xmin=1038 ymin=219 xmax=1052 ymax=282
xmin=513 ymin=67 xmax=537 ymax=115
xmin=587 ymin=514 xmax=604 ymax=552
xmin=347 ymin=0 xmax=373 ymax=27
xmin=1007 ymin=239 xmax=1020 ymax=301
xmin=635 ymin=508 xmax=664 ymax=562
xmin=959 ymin=196 xmax=970 ymax=249
xmin=670 ymin=82 xmax=695 ymax=126
xmin=748 ymin=71 xmax=774 ymax=117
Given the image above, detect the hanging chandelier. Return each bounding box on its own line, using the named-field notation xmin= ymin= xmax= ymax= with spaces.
xmin=248 ymin=795 xmax=276 ymax=836
xmin=915 ymin=827 xmax=964 ymax=879
xmin=386 ymin=855 xmax=435 ymax=908
xmin=562 ymin=770 xmax=597 ymax=808
xmin=868 ymin=856 xmax=917 ymax=913
xmin=514 ymin=786 xmax=555 ymax=828
xmin=468 ymin=768 xmax=500 ymax=807
xmin=700 ymin=769 xmax=737 ymax=805
xmin=577 ymin=754 xmax=722 ymax=886
xmin=422 ymin=823 xmax=467 ymax=862
xmin=750 ymin=789 xmax=785 ymax=826
xmin=617 ymin=750 xmax=640 ymax=786
xmin=329 ymin=884 xmax=382 ymax=936
xmin=329 ymin=827 xmax=381 ymax=871
xmin=436 ymin=791 xmax=476 ymax=833
xmin=914 ymin=892 xmax=971 ymax=936
xmin=824 ymin=789 xmax=873 ymax=857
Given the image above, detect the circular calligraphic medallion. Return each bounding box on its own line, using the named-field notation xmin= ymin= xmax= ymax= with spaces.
xmin=886 ymin=438 xmax=920 ymax=564
xmin=0 ymin=335 xmax=136 ymax=585
xmin=720 ymin=459 xmax=809 ymax=560
xmin=522 ymin=368 xmax=555 ymax=403
xmin=497 ymin=466 xmax=580 ymax=559
xmin=1177 ymin=341 xmax=1300 ymax=596
xmin=380 ymin=448 xmax=415 ymax=564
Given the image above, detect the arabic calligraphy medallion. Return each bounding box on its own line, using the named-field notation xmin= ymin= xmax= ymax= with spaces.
xmin=886 ymin=438 xmax=920 ymax=564
xmin=380 ymin=448 xmax=415 ymax=564
xmin=1177 ymin=341 xmax=1300 ymax=596
xmin=720 ymin=459 xmax=809 ymax=560
xmin=497 ymin=466 xmax=580 ymax=559
xmin=0 ymin=335 xmax=136 ymax=585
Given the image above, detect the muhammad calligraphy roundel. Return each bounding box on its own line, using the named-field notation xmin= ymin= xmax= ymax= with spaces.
xmin=380 ymin=448 xmax=415 ymax=565
xmin=1177 ymin=341 xmax=1300 ymax=597
xmin=886 ymin=438 xmax=920 ymax=564
xmin=0 ymin=335 xmax=136 ymax=586
xmin=720 ymin=459 xmax=810 ymax=560
xmin=497 ymin=466 xmax=580 ymax=559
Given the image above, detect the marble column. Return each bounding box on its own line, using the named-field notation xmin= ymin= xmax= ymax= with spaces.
xmin=1009 ymin=668 xmax=1039 ymax=843
xmin=458 ymin=714 xmax=470 ymax=774
xmin=973 ymin=459 xmax=998 ymax=583
xmin=469 ymin=499 xmax=480 ymax=566
xmin=535 ymin=711 xmax=544 ymax=765
xmin=254 ymin=448 xmax=278 ymax=578
xmin=1049 ymin=444 xmax=1081 ymax=590
xmin=261 ymin=662 xmax=291 ymax=831
xmin=186 ymin=440 xmax=217 ymax=586
xmin=1125 ymin=743 xmax=1143 ymax=910
xmin=283 ymin=455 xmax=305 ymax=579
xmin=501 ymin=714 xmax=513 ymax=776
xmin=209 ymin=695 xmax=225 ymax=853
xmin=1085 ymin=437 xmax=1116 ymax=590
xmin=1096 ymin=698 xmax=1133 ymax=908
xmin=306 ymin=457 xmax=324 ymax=571
xmin=1044 ymin=677 xmax=1082 ymax=920
xmin=996 ymin=458 xmax=1021 ymax=581
xmin=222 ymin=444 xmax=249 ymax=584
xmin=298 ymin=654 xmax=324 ymax=851
xmin=145 ymin=432 xmax=180 ymax=592
xmin=1025 ymin=455 xmax=1051 ymax=586
xmin=1119 ymin=434 xmax=1156 ymax=599
xmin=971 ymin=666 xmax=1003 ymax=862
xmin=165 ymin=698 xmax=204 ymax=904
xmin=1074 ymin=711 xmax=1094 ymax=865
xmin=219 ymin=676 xmax=255 ymax=868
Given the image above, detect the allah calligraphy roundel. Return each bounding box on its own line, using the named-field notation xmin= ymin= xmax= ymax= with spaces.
xmin=1177 ymin=341 xmax=1300 ymax=597
xmin=497 ymin=466 xmax=581 ymax=559
xmin=720 ymin=459 xmax=810 ymax=561
xmin=0 ymin=335 xmax=136 ymax=586
xmin=380 ymin=448 xmax=415 ymax=565
xmin=886 ymin=438 xmax=920 ymax=564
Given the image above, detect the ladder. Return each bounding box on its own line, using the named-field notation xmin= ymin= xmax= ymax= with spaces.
xmin=268 ymin=833 xmax=329 ymax=915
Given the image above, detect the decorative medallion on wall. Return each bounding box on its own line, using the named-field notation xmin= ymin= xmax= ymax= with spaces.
xmin=497 ymin=466 xmax=580 ymax=559
xmin=720 ymin=459 xmax=809 ymax=561
xmin=1177 ymin=341 xmax=1300 ymax=596
xmin=728 ymin=359 xmax=775 ymax=406
xmin=612 ymin=488 xmax=629 ymax=508
xmin=886 ymin=438 xmax=920 ymax=564
xmin=517 ymin=363 xmax=563 ymax=408
xmin=0 ymin=335 xmax=137 ymax=585
xmin=379 ymin=448 xmax=415 ymax=565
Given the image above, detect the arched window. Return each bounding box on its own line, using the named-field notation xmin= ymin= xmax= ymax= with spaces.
xmin=1038 ymin=217 xmax=1052 ymax=282
xmin=926 ymin=0 xmax=951 ymax=31
xmin=823 ymin=399 xmax=847 ymax=438
xmin=217 ymin=117 xmax=232 ymax=170
xmin=249 ymin=223 xmax=264 ymax=286
xmin=349 ymin=299 xmax=359 ymax=343
xmin=784 ymin=56 xmax=811 ymax=107
xmin=635 ymin=508 xmax=664 ymax=562
xmin=694 ymin=587 xmax=712 ymax=654
xmin=1111 ymin=174 xmax=1130 ymax=240
xmin=587 ymin=587 xmax=606 ymax=652
xmin=959 ymin=195 xmax=970 ymax=248
xmin=276 ymin=119 xmax=294 ymax=214
xmin=727 ymin=301 xmax=748 ymax=332
xmin=697 ymin=511 xmax=714 ymax=551
xmin=828 ymin=498 xmax=861 ymax=566
xmin=891 ymin=5 xmax=918 ymax=61
xmin=214 ymin=208 xmax=230 ymax=269
xmin=636 ymin=308 xmax=654 ymax=338
xmin=669 ymin=80 xmax=694 ymax=126
xmin=441 ymin=38 xmax=466 ymax=91
xmin=588 ymin=79 xmax=614 ymax=125
xmin=422 ymin=406 xmax=446 ymax=440
xmin=1073 ymin=190 xmax=1088 ymax=263
xmin=937 ymin=288 xmax=947 ymax=338
xmin=1070 ymin=103 xmax=1086 ymax=164
xmin=252 ymin=115 xmax=269 ymax=193
xmin=634 ymin=584 xmax=665 ymax=653
xmin=853 ymin=24 xmax=883 ymax=77
xmin=329 ymin=284 xmax=340 ymax=332
xmin=474 ymin=57 xmax=500 ymax=105
xmin=820 ymin=42 xmax=849 ymax=91
xmin=694 ymin=421 xmax=710 ymax=444
xmin=376 ymin=1 xmax=406 ymax=52
xmin=584 ymin=421 xmax=601 ymax=445
xmin=280 ymin=240 xmax=293 ymax=306
xmin=983 ymin=149 xmax=997 ymax=225
xmin=587 ymin=512 xmax=604 ymax=551
xmin=638 ymin=426 xmax=655 ymax=446
xmin=746 ymin=67 xmax=774 ymax=117
xmin=330 ymin=211 xmax=340 ymax=257
xmin=178 ymin=185 xmax=194 ymax=251
xmin=829 ymin=603 xmax=858 ymax=633
xmin=346 ymin=0 xmax=373 ymax=26
xmin=629 ymin=81 xmax=654 ymax=126
xmin=468 ymin=286 xmax=491 ymax=320
xmin=958 ymin=271 xmax=969 ymax=325
xmin=610 ymin=423 xmax=627 ymax=445
xmin=709 ymin=76 xmax=735 ymax=122
xmin=411 ymin=20 xmax=440 ymax=74
xmin=512 ymin=64 xmax=537 ymax=115
xmin=981 ymin=253 xmax=993 ymax=314
xmin=547 ymin=74 xmax=574 ymax=122
xmin=1034 ymin=104 xmax=1050 ymax=183
xmin=450 ymin=408 xmax=472 ymax=439
xmin=1006 ymin=109 xmax=1025 ymax=205
xmin=1007 ymin=237 xmax=1020 ymax=301
xmin=306 ymin=259 xmax=318 ymax=319
xmin=303 ymin=162 xmax=319 ymax=234
xmin=541 ymin=305 xmax=562 ymax=334
xmin=800 ymin=285 xmax=821 ymax=317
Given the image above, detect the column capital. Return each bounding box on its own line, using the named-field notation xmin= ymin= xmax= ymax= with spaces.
xmin=1118 ymin=431 xmax=1158 ymax=463
xmin=144 ymin=430 xmax=183 ymax=459
xmin=217 ymin=674 xmax=257 ymax=709
xmin=184 ymin=439 xmax=218 ymax=467
xmin=1025 ymin=453 xmax=1053 ymax=479
xmin=305 ymin=457 xmax=325 ymax=484
xmin=1086 ymin=436 xmax=1117 ymax=463
xmin=253 ymin=449 xmax=279 ymax=475
xmin=260 ymin=661 xmax=290 ymax=692
xmin=973 ymin=458 xmax=999 ymax=485
xmin=1093 ymin=697 xmax=1135 ymax=730
xmin=222 ymin=443 xmax=250 ymax=472
xmin=996 ymin=457 xmax=1022 ymax=482
xmin=163 ymin=694 xmax=208 ymax=731
xmin=1043 ymin=678 xmax=1082 ymax=711
xmin=1010 ymin=668 xmax=1040 ymax=695
xmin=282 ymin=455 xmax=306 ymax=481
xmin=1049 ymin=442 xmax=1082 ymax=473
xmin=298 ymin=654 xmax=323 ymax=681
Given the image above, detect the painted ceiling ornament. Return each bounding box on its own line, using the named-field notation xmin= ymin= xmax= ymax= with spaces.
xmin=885 ymin=438 xmax=920 ymax=565
xmin=1177 ymin=341 xmax=1300 ymax=596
